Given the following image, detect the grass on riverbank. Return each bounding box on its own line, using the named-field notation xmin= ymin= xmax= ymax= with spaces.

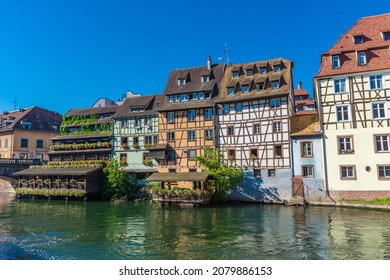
xmin=340 ymin=198 xmax=390 ymax=205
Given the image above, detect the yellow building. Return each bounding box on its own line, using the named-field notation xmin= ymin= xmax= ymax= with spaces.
xmin=0 ymin=107 xmax=62 ymax=161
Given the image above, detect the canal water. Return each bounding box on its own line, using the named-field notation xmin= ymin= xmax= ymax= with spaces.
xmin=1 ymin=192 xmax=390 ymax=260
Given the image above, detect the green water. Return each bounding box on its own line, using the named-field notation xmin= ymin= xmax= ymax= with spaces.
xmin=1 ymin=192 xmax=390 ymax=260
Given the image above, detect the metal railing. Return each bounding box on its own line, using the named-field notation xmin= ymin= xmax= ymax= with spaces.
xmin=0 ymin=158 xmax=42 ymax=166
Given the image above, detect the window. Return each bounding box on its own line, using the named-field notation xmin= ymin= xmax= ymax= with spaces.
xmin=21 ymin=138 xmax=28 ymax=148
xmin=202 ymin=76 xmax=209 ymax=83
xmin=357 ymin=51 xmax=366 ymax=65
xmin=227 ymin=149 xmax=235 ymax=160
xmin=188 ymin=130 xmax=196 ymax=141
xmin=246 ymin=69 xmax=253 ymax=76
xmin=189 ymin=93 xmax=197 ymax=100
xmin=242 ymin=85 xmax=249 ymax=93
xmin=119 ymin=153 xmax=127 ymax=165
xmin=250 ymin=149 xmax=258 ymax=159
xmin=189 ymin=168 xmax=197 ymax=172
xmin=133 ymin=136 xmax=139 ymax=145
xmin=332 ymin=55 xmax=340 ymax=68
xmin=174 ymin=95 xmax=180 ymax=102
xmin=153 ymin=135 xmax=158 ymax=144
xmin=227 ymin=126 xmax=234 ymax=136
xmin=372 ymin=102 xmax=386 ymax=119
xmin=301 ymin=142 xmax=313 ymax=157
xmin=20 ymin=153 xmax=28 ymax=159
xmin=168 ymin=95 xmax=174 ymax=103
xmin=302 ymin=165 xmax=314 ymax=177
xmin=271 ymin=81 xmax=280 ymax=89
xmin=338 ymin=136 xmax=353 ymax=153
xmin=232 ymin=71 xmax=239 ymax=78
xmin=259 ymin=67 xmax=266 ymax=74
xmin=4 ymin=139 xmax=8 ymax=148
xmin=334 ymin=79 xmax=346 ymax=93
xmin=135 ymin=119 xmax=141 ymax=128
xmin=274 ymin=65 xmax=280 ymax=72
xmin=256 ymin=82 xmax=265 ymax=91
xmin=370 ymin=75 xmax=383 ymax=89
xmin=274 ymin=145 xmax=282 ymax=157
xmin=178 ymin=79 xmax=186 ymax=86
xmin=21 ymin=121 xmax=32 ymax=129
xmin=335 ymin=105 xmax=350 ymax=122
xmin=204 ymin=108 xmax=213 ymax=120
xmin=254 ymin=169 xmax=261 ymax=178
xmin=354 ymin=36 xmax=364 ymax=44
xmin=198 ymin=92 xmax=205 ymax=99
xmin=224 ymin=104 xmax=230 ymax=115
xmin=121 ymin=137 xmax=128 ymax=147
xmin=235 ymin=103 xmax=242 ymax=112
xmin=205 ymin=129 xmax=213 ymax=140
xmin=268 ymin=169 xmax=275 ymax=177
xmin=378 ymin=165 xmax=390 ymax=179
xmin=253 ymin=124 xmax=260 ymax=134
xmin=145 ymin=136 xmax=152 ymax=145
xmin=168 ymin=168 xmax=176 ymax=173
xmin=227 ymin=87 xmax=235 ymax=95
xmin=273 ymin=121 xmax=281 ymax=132
xmin=270 ymin=98 xmax=281 ymax=108
xmin=384 ymin=32 xmax=390 ymax=40
xmin=167 ymin=112 xmax=175 ymax=123
xmin=340 ymin=165 xmax=356 ymax=180
xmin=36 ymin=139 xmax=44 ymax=148
xmin=375 ymin=135 xmax=389 ymax=152
xmin=187 ymin=110 xmax=196 ymax=121
xmin=167 ymin=132 xmax=175 ymax=141
xmin=188 ymin=149 xmax=196 ymax=160
xmin=180 ymin=94 xmax=189 ymax=102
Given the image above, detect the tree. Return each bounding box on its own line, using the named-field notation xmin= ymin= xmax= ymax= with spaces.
xmin=103 ymin=157 xmax=137 ymax=200
xmin=196 ymin=147 xmax=243 ymax=201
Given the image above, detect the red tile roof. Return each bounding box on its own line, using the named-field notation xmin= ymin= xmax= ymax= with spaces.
xmin=316 ymin=13 xmax=390 ymax=77
xmin=294 ymin=89 xmax=309 ymax=96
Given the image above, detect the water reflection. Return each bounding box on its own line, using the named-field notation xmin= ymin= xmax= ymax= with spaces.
xmin=0 ymin=192 xmax=390 ymax=260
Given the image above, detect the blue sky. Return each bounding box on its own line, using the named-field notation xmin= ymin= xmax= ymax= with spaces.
xmin=0 ymin=0 xmax=389 ymax=115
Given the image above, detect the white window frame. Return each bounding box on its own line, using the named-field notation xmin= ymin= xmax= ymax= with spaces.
xmin=370 ymin=75 xmax=383 ymax=89
xmin=302 ymin=165 xmax=315 ymax=178
xmin=188 ymin=130 xmax=196 ymax=141
xmin=332 ymin=55 xmax=340 ymax=68
xmin=180 ymin=94 xmax=189 ymax=102
xmin=202 ymin=76 xmax=209 ymax=83
xmin=371 ymin=102 xmax=387 ymax=120
xmin=357 ymin=51 xmax=367 ymax=65
xmin=335 ymin=104 xmax=351 ymax=122
xmin=378 ymin=165 xmax=390 ymax=179
xmin=334 ymin=78 xmax=347 ymax=93
xmin=375 ymin=135 xmax=389 ymax=152
xmin=178 ymin=79 xmax=186 ymax=86
xmin=187 ymin=109 xmax=196 ymax=121
xmin=273 ymin=121 xmax=281 ymax=132
xmin=270 ymin=98 xmax=281 ymax=108
xmin=338 ymin=136 xmax=353 ymax=154
xmin=340 ymin=165 xmax=356 ymax=180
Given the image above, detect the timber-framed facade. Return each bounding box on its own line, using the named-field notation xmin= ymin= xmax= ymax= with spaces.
xmin=315 ymin=13 xmax=390 ymax=200
xmin=214 ymin=58 xmax=295 ymax=202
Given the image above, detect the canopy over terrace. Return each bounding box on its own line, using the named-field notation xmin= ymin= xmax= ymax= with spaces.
xmin=13 ymin=167 xmax=103 ymax=194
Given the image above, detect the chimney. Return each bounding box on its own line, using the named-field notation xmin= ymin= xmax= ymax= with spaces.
xmin=207 ymin=56 xmax=211 ymax=70
xmin=298 ymin=81 xmax=302 ymax=90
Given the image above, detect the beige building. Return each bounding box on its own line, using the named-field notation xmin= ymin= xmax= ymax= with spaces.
xmin=314 ymin=14 xmax=390 ymax=199
xmin=0 ymin=106 xmax=62 ymax=161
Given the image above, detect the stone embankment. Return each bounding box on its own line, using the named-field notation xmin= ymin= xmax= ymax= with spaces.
xmin=288 ymin=196 xmax=390 ymax=211
xmin=0 ymin=178 xmax=16 ymax=193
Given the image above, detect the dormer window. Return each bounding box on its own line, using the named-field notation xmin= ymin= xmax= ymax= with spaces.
xmin=256 ymin=82 xmax=265 ymax=91
xmin=274 ymin=65 xmax=280 ymax=72
xmin=354 ymin=36 xmax=364 ymax=44
xmin=259 ymin=67 xmax=267 ymax=74
xmin=271 ymin=81 xmax=280 ymax=89
xmin=168 ymin=95 xmax=174 ymax=103
xmin=232 ymin=71 xmax=239 ymax=78
xmin=332 ymin=55 xmax=340 ymax=69
xmin=383 ymin=32 xmax=390 ymax=40
xmin=246 ymin=69 xmax=253 ymax=76
xmin=202 ymin=76 xmax=209 ymax=83
xmin=227 ymin=87 xmax=235 ymax=95
xmin=178 ymin=79 xmax=186 ymax=86
xmin=174 ymin=95 xmax=180 ymax=102
xmin=198 ymin=92 xmax=205 ymax=100
xmin=358 ymin=51 xmax=367 ymax=65
xmin=242 ymin=85 xmax=249 ymax=93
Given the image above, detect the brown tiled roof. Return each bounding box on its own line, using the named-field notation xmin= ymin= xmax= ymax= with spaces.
xmin=65 ymin=105 xmax=118 ymax=117
xmin=112 ymin=94 xmax=161 ymax=119
xmin=215 ymin=58 xmax=293 ymax=104
xmin=145 ymin=171 xmax=210 ymax=182
xmin=316 ymin=13 xmax=390 ymax=77
xmin=294 ymin=89 xmax=310 ymax=96
xmin=0 ymin=106 xmax=62 ymax=132
xmin=295 ymin=99 xmax=315 ymax=106
xmin=158 ymin=62 xmax=225 ymax=111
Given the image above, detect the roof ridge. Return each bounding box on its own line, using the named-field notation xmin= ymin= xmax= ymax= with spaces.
xmin=170 ymin=62 xmax=224 ymax=72
xmin=229 ymin=57 xmax=292 ymax=66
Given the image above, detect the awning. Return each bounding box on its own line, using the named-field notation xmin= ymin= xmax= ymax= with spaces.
xmin=145 ymin=172 xmax=210 ymax=182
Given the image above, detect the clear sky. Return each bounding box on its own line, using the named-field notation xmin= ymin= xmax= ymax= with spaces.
xmin=0 ymin=0 xmax=389 ymax=115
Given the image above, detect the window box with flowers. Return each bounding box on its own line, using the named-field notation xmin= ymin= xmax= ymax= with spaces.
xmin=133 ymin=143 xmax=140 ymax=149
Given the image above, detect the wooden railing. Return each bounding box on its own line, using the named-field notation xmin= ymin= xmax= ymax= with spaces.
xmin=0 ymin=158 xmax=42 ymax=166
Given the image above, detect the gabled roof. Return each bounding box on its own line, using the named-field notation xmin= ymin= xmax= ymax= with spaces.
xmin=158 ymin=61 xmax=225 ymax=111
xmin=65 ymin=105 xmax=118 ymax=117
xmin=316 ymin=13 xmax=390 ymax=77
xmin=112 ymin=94 xmax=162 ymax=119
xmin=215 ymin=58 xmax=293 ymax=104
xmin=0 ymin=106 xmax=62 ymax=132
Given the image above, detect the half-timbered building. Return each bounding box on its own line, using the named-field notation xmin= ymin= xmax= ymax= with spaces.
xmin=147 ymin=57 xmax=225 ymax=202
xmin=214 ymin=58 xmax=295 ymax=202
xmin=314 ymin=13 xmax=390 ymax=200
xmin=112 ymin=94 xmax=161 ymax=182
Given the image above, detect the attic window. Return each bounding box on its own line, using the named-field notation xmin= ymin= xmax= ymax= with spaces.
xmin=21 ymin=121 xmax=32 ymax=129
xmin=383 ymin=32 xmax=390 ymax=40
xmin=354 ymin=36 xmax=364 ymax=44
xmin=256 ymin=82 xmax=265 ymax=91
xmin=131 ymin=107 xmax=145 ymax=112
xmin=242 ymin=85 xmax=249 ymax=93
xmin=202 ymin=76 xmax=209 ymax=83
xmin=232 ymin=71 xmax=239 ymax=78
xmin=271 ymin=80 xmax=280 ymax=89
xmin=259 ymin=67 xmax=267 ymax=74
xmin=246 ymin=69 xmax=253 ymax=76
xmin=274 ymin=65 xmax=281 ymax=72
xmin=178 ymin=79 xmax=186 ymax=86
xmin=227 ymin=87 xmax=235 ymax=95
